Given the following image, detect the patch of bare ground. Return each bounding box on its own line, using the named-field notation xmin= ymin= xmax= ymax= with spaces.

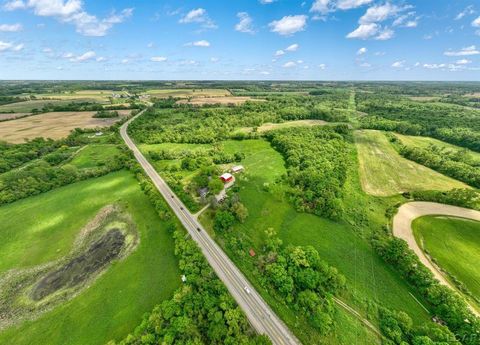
xmin=0 ymin=110 xmax=130 ymax=143
xmin=0 ymin=205 xmax=139 ymax=330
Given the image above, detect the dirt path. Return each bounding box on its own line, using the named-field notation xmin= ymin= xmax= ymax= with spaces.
xmin=333 ymin=297 xmax=383 ymax=339
xmin=393 ymin=201 xmax=480 ymax=315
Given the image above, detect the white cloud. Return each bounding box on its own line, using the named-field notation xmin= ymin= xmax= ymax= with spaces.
xmin=456 ymin=6 xmax=475 ymax=20
xmin=359 ymin=62 xmax=371 ymax=67
xmin=179 ymin=8 xmax=216 ymax=29
xmin=121 ymin=58 xmax=129 ymax=64
xmin=260 ymin=71 xmax=270 ymax=75
xmin=337 ymin=0 xmax=373 ymax=10
xmin=391 ymin=60 xmax=405 ymax=68
xmin=4 ymin=1 xmax=133 ymax=36
xmin=346 ymin=23 xmax=378 ymax=39
xmin=472 ymin=16 xmax=480 ymax=27
xmin=0 ymin=23 xmax=23 ymax=32
xmin=3 ymin=0 xmax=26 ymax=11
xmin=269 ymin=15 xmax=307 ymax=35
xmin=310 ymin=0 xmax=331 ymax=14
xmin=423 ymin=63 xmax=446 ymax=69
xmin=186 ymin=40 xmax=211 ymax=47
xmin=0 ymin=40 xmax=24 ymax=52
xmin=210 ymin=57 xmax=219 ymax=63
xmin=318 ymin=63 xmax=326 ymax=70
xmin=275 ymin=49 xmax=285 ymax=56
xmin=456 ymin=59 xmax=471 ymax=65
xmin=393 ymin=12 xmax=418 ymax=28
xmin=283 ymin=61 xmax=296 ymax=68
xmin=235 ymin=12 xmax=255 ymax=33
xmin=444 ymin=45 xmax=480 ymax=56
xmin=151 ymin=56 xmax=167 ymax=62
xmin=70 ymin=50 xmax=96 ymax=62
xmin=310 ymin=0 xmax=372 ymax=14
xmin=147 ymin=42 xmax=154 ymax=48
xmin=285 ymin=43 xmax=299 ymax=51
xmin=259 ymin=0 xmax=276 ymax=3
xmin=360 ymin=3 xmax=405 ymax=24
xmin=357 ymin=47 xmax=367 ymax=55
xmin=375 ymin=28 xmax=394 ymax=40
xmin=96 ymin=56 xmax=106 ymax=62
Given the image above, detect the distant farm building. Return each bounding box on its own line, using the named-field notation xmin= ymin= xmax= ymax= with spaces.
xmin=220 ymin=173 xmax=234 ymax=183
xmin=231 ymin=165 xmax=244 ymax=174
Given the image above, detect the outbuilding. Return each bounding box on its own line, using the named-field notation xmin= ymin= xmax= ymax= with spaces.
xmin=220 ymin=173 xmax=233 ymax=183
xmin=231 ymin=165 xmax=244 ymax=173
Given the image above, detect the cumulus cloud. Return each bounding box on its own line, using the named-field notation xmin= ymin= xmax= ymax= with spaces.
xmin=235 ymin=12 xmax=255 ymax=34
xmin=285 ymin=43 xmax=299 ymax=51
xmin=0 ymin=23 xmax=23 ymax=32
xmin=391 ymin=60 xmax=405 ymax=68
xmin=282 ymin=61 xmax=296 ymax=68
xmin=318 ymin=63 xmax=326 ymax=70
xmin=275 ymin=49 xmax=285 ymax=56
xmin=269 ymin=15 xmax=307 ymax=35
xmin=375 ymin=28 xmax=394 ymax=40
xmin=472 ymin=16 xmax=480 ymax=27
xmin=3 ymin=0 xmax=133 ymax=36
xmin=68 ymin=50 xmax=96 ymax=62
xmin=151 ymin=56 xmax=167 ymax=62
xmin=259 ymin=0 xmax=276 ymax=3
xmin=456 ymin=59 xmax=472 ymax=65
xmin=179 ymin=8 xmax=217 ymax=29
xmin=310 ymin=0 xmax=372 ymax=14
xmin=185 ymin=40 xmax=211 ymax=47
xmin=359 ymin=3 xmax=406 ymax=24
xmin=346 ymin=23 xmax=378 ymax=39
xmin=444 ymin=45 xmax=480 ymax=56
xmin=0 ymin=40 xmax=24 ymax=52
xmin=357 ymin=47 xmax=367 ymax=55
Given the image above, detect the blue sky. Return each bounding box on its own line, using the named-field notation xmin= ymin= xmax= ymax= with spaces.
xmin=0 ymin=0 xmax=479 ymax=80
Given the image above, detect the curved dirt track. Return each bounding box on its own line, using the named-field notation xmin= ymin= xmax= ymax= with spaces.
xmin=393 ymin=201 xmax=480 ymax=315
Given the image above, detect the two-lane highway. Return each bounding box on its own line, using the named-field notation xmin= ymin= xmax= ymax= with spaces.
xmin=120 ymin=111 xmax=301 ymax=345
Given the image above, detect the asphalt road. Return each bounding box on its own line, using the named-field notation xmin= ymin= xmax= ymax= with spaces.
xmin=120 ymin=111 xmax=301 ymax=345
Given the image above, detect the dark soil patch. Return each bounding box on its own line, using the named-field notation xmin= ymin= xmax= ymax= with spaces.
xmin=31 ymin=229 xmax=125 ymax=301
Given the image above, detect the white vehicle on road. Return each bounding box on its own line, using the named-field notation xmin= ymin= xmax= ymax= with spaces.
xmin=244 ymin=286 xmax=251 ymax=294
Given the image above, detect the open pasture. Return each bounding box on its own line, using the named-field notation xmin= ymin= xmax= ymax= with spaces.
xmin=413 ymin=216 xmax=480 ymax=306
xmin=0 ymin=171 xmax=180 ymax=345
xmin=0 ymin=99 xmax=93 ymax=113
xmin=0 ymin=113 xmax=30 ymax=121
xmin=355 ymin=130 xmax=467 ymax=196
xmin=145 ymin=88 xmax=231 ymax=98
xmin=0 ymin=110 xmax=130 ymax=143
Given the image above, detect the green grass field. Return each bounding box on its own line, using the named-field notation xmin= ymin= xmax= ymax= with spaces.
xmin=413 ymin=216 xmax=480 ymax=305
xmin=69 ymin=144 xmax=122 ymax=169
xmin=197 ymin=139 xmax=431 ymax=344
xmin=0 ymin=171 xmax=180 ymax=345
xmin=144 ymin=88 xmax=230 ymax=98
xmin=394 ymin=133 xmax=480 ymax=164
xmin=355 ymin=130 xmax=467 ymax=196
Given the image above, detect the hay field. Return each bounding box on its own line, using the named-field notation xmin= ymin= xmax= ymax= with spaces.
xmin=355 ymin=130 xmax=467 ymax=196
xmin=237 ymin=119 xmax=329 ymax=134
xmin=0 ymin=110 xmax=130 ymax=143
xmin=145 ymin=88 xmax=230 ymax=98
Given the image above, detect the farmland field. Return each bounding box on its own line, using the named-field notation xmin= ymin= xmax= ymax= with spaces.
xmin=237 ymin=119 xmax=329 ymax=133
xmin=413 ymin=216 xmax=480 ymax=305
xmin=355 ymin=130 xmax=467 ymax=196
xmin=0 ymin=110 xmax=131 ymax=143
xmin=394 ymin=133 xmax=480 ymax=164
xmin=192 ymin=139 xmax=431 ymax=343
xmin=0 ymin=171 xmax=180 ymax=345
xmin=145 ymin=88 xmax=230 ymax=98
xmin=0 ymin=99 xmax=103 ymax=113
xmin=69 ymin=144 xmax=122 ymax=169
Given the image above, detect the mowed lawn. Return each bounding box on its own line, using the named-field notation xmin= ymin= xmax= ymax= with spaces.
xmin=0 ymin=171 xmax=180 ymax=345
xmin=199 ymin=139 xmax=429 ymax=344
xmin=413 ymin=216 xmax=480 ymax=304
xmin=355 ymin=130 xmax=467 ymax=196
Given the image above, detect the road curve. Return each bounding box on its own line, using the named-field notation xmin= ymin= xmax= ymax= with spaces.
xmin=393 ymin=201 xmax=480 ymax=315
xmin=120 ymin=111 xmax=301 ymax=345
